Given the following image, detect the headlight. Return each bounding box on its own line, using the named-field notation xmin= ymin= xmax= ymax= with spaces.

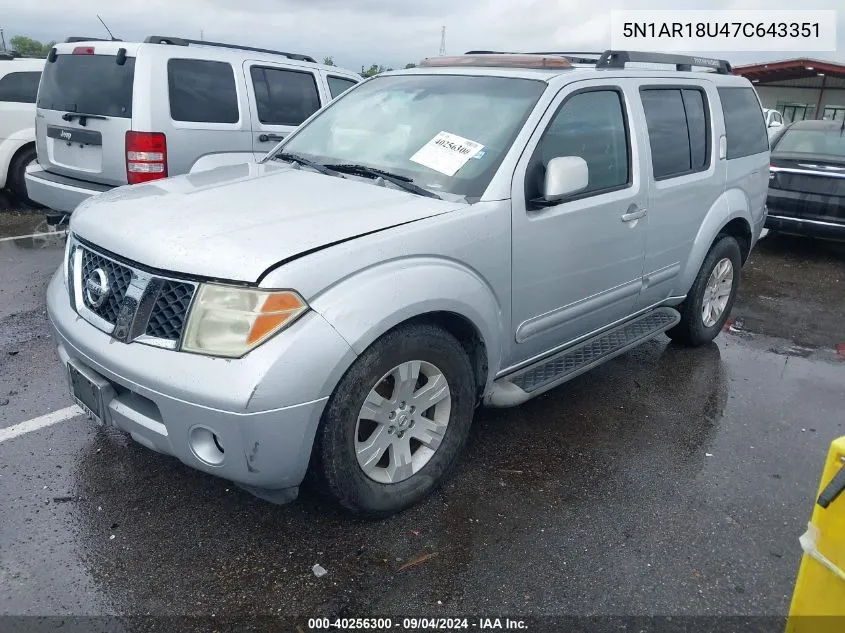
xmin=63 ymin=233 xmax=73 ymax=288
xmin=182 ymin=285 xmax=308 ymax=358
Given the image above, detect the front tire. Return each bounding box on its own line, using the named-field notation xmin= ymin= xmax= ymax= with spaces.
xmin=667 ymin=235 xmax=742 ymax=347
xmin=315 ymin=323 xmax=475 ymax=518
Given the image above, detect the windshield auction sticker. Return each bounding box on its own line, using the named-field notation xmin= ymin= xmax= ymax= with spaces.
xmin=410 ymin=131 xmax=484 ymax=176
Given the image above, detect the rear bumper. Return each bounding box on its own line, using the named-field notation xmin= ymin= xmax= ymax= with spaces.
xmin=765 ymin=214 xmax=845 ymax=240
xmin=25 ymin=165 xmax=114 ymax=213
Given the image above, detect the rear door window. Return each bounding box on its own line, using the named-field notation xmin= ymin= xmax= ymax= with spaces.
xmin=640 ymin=87 xmax=710 ymax=179
xmin=0 ymin=71 xmax=41 ymax=103
xmin=250 ymin=66 xmax=321 ymax=126
xmin=168 ymin=59 xmax=239 ymax=124
xmin=718 ymin=87 xmax=768 ymax=159
xmin=37 ymin=54 xmax=135 ymax=117
xmin=327 ymin=76 xmax=357 ymax=99
xmin=682 ymin=89 xmax=708 ymax=170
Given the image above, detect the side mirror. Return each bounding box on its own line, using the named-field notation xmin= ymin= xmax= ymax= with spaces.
xmin=768 ymin=120 xmax=783 ymax=129
xmin=544 ymin=156 xmax=589 ymax=202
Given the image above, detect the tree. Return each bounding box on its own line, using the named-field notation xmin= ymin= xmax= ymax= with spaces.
xmin=323 ymin=56 xmax=335 ymax=66
xmin=9 ymin=36 xmax=55 ymax=58
xmin=361 ymin=64 xmax=392 ymax=78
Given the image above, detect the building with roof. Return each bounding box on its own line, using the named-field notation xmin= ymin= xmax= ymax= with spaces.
xmin=734 ymin=58 xmax=845 ymax=123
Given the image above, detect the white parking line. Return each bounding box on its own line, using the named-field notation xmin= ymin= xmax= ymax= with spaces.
xmin=0 ymin=230 xmax=68 ymax=243
xmin=0 ymin=405 xmax=82 ymax=443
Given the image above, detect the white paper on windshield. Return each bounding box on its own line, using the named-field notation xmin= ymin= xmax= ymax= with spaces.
xmin=409 ymin=131 xmax=484 ymax=176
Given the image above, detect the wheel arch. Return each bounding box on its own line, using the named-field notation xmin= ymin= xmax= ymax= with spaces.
xmin=392 ymin=311 xmax=489 ymax=404
xmin=718 ymin=217 xmax=752 ymax=263
xmin=679 ymin=191 xmax=754 ymax=293
xmin=0 ymin=138 xmax=35 ymax=190
xmin=309 ymin=257 xmax=503 ymax=398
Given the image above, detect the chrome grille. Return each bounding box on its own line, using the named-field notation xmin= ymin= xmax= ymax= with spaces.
xmin=80 ymin=249 xmax=133 ymax=323
xmin=145 ymin=281 xmax=194 ymax=341
xmin=70 ymin=239 xmax=196 ymax=349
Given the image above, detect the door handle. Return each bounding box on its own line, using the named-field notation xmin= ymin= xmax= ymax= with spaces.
xmin=621 ymin=206 xmax=647 ymax=222
xmin=258 ymin=133 xmax=286 ymax=143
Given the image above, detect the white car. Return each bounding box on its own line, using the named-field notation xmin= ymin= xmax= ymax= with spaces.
xmin=763 ymin=108 xmax=784 ymax=141
xmin=0 ymin=53 xmax=44 ymax=204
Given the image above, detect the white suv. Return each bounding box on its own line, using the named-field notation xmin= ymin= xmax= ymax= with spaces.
xmin=0 ymin=53 xmax=45 ymax=204
xmin=25 ymin=36 xmax=360 ymax=213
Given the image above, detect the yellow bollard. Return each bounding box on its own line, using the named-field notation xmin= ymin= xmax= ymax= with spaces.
xmin=786 ymin=436 xmax=845 ymax=633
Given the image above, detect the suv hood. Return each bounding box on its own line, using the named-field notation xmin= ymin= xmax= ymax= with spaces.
xmin=70 ymin=162 xmax=464 ymax=282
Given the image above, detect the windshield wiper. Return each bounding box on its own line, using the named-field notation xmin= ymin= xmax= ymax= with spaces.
xmin=326 ymin=163 xmax=441 ymax=199
xmin=273 ymin=152 xmax=344 ymax=179
xmin=62 ymin=112 xmax=108 ymax=126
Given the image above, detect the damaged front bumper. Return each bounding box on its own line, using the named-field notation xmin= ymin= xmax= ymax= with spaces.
xmin=45 ymin=268 xmax=356 ymax=503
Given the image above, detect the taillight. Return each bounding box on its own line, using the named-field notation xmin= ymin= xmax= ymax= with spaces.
xmin=125 ymin=132 xmax=167 ymax=185
xmin=72 ymin=47 xmax=95 ymax=55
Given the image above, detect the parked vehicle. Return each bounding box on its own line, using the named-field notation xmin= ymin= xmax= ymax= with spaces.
xmin=46 ymin=50 xmax=769 ymax=517
xmin=25 ymin=36 xmax=360 ymax=213
xmin=767 ymin=119 xmax=845 ymax=239
xmin=763 ymin=107 xmax=785 ymax=141
xmin=0 ymin=53 xmax=45 ymax=204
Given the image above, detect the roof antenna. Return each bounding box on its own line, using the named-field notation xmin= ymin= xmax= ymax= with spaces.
xmin=97 ymin=15 xmax=119 ymax=41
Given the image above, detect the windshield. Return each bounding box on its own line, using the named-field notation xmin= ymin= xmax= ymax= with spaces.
xmin=275 ymin=74 xmax=546 ymax=198
xmin=37 ymin=54 xmax=135 ymax=117
xmin=773 ymin=128 xmax=845 ymax=158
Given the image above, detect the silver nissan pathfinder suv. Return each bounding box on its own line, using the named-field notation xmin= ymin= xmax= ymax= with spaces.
xmin=47 ymin=51 xmax=769 ymax=517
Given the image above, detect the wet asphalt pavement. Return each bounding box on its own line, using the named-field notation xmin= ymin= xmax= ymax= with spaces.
xmin=1 ymin=203 xmax=844 ymax=624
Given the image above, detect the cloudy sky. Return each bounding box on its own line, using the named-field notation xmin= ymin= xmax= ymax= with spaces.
xmin=1 ymin=0 xmax=842 ymax=71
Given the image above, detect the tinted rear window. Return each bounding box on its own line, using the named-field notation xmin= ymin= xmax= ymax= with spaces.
xmin=250 ymin=66 xmax=320 ymax=126
xmin=682 ymin=89 xmax=708 ymax=170
xmin=168 ymin=59 xmax=239 ymax=124
xmin=641 ymin=87 xmax=710 ymax=179
xmin=0 ymin=71 xmax=41 ymax=104
xmin=774 ymin=129 xmax=845 ymax=158
xmin=327 ymin=76 xmax=357 ymax=99
xmin=641 ymin=89 xmax=691 ymax=179
xmin=37 ymin=54 xmax=135 ymax=117
xmin=718 ymin=87 xmax=768 ymax=159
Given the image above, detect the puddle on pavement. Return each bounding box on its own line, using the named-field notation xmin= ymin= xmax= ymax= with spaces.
xmin=0 ymin=205 xmax=55 ymax=239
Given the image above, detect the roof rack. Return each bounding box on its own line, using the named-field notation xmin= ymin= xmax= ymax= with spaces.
xmin=64 ymin=37 xmax=117 ymax=43
xmin=143 ymin=36 xmax=317 ymax=64
xmin=596 ymin=50 xmax=732 ymax=74
xmin=527 ymin=51 xmax=603 ymax=56
xmin=466 ymin=50 xmax=603 ymax=64
xmin=422 ymin=54 xmax=571 ymax=70
xmin=465 ymin=49 xmax=731 ymax=74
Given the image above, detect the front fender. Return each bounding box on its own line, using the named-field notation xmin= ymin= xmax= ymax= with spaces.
xmin=0 ymin=134 xmax=34 ymax=189
xmin=309 ymin=257 xmax=504 ymax=389
xmin=679 ymin=189 xmax=752 ymax=292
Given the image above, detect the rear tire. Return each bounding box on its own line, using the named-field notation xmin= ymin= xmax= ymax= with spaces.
xmin=7 ymin=146 xmax=39 ymax=207
xmin=667 ymin=235 xmax=742 ymax=347
xmin=315 ymin=323 xmax=475 ymax=518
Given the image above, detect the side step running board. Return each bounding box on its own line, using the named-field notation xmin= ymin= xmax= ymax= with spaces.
xmin=486 ymin=307 xmax=681 ymax=407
